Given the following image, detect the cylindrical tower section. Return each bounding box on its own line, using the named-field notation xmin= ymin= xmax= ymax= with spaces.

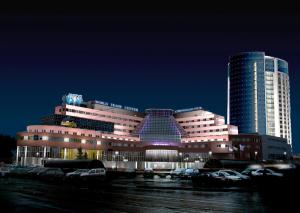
xmin=228 ymin=52 xmax=266 ymax=134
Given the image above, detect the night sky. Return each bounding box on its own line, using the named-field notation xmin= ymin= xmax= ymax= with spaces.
xmin=0 ymin=4 xmax=299 ymax=152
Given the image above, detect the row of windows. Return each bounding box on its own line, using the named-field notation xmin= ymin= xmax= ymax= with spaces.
xmin=186 ymin=128 xmax=228 ymax=134
xmin=114 ymin=129 xmax=133 ymax=133
xmin=231 ymin=138 xmax=261 ymax=142
xmin=22 ymin=134 xmax=138 ymax=143
xmin=65 ymin=108 xmax=141 ymax=123
xmin=29 ymin=129 xmax=138 ymax=141
xmin=115 ymin=123 xmax=137 ymax=128
xmin=185 ymin=144 xmax=208 ymax=148
xmin=216 ymin=144 xmax=229 ymax=148
xmin=31 ymin=129 xmax=102 ymax=137
xmin=182 ymin=124 xmax=214 ymax=128
xmin=182 ymin=138 xmax=227 ymax=143
xmin=178 ymin=117 xmax=215 ymax=123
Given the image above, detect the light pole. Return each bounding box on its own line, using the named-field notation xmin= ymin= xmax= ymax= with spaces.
xmin=283 ymin=152 xmax=287 ymax=160
xmin=254 ymin=151 xmax=258 ymax=161
xmin=36 ymin=152 xmax=39 ymax=165
xmin=114 ymin=151 xmax=119 ymax=171
xmin=184 ymin=157 xmax=189 ymax=168
xmin=208 ymin=151 xmax=212 ymax=160
xmin=179 ymin=152 xmax=182 ymax=168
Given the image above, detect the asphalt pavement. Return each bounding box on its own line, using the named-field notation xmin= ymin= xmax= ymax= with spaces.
xmin=0 ymin=176 xmax=292 ymax=212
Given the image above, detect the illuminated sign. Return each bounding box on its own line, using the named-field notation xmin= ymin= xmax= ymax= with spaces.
xmin=61 ymin=121 xmax=77 ymax=128
xmin=94 ymin=100 xmax=139 ymax=112
xmin=110 ymin=103 xmax=122 ymax=109
xmin=174 ymin=107 xmax=202 ymax=113
xmin=124 ymin=106 xmax=139 ymax=112
xmin=94 ymin=100 xmax=109 ymax=106
xmin=62 ymin=93 xmax=83 ymax=105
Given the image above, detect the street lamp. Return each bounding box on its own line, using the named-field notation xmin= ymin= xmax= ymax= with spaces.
xmin=284 ymin=152 xmax=287 ymax=160
xmin=114 ymin=151 xmax=119 ymax=171
xmin=208 ymin=151 xmax=212 ymax=159
xmin=254 ymin=151 xmax=258 ymax=161
xmin=183 ymin=157 xmax=189 ymax=168
xmin=36 ymin=152 xmax=40 ymax=165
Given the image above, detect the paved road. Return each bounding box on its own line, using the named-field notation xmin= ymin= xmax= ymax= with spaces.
xmin=0 ymin=177 xmax=285 ymax=212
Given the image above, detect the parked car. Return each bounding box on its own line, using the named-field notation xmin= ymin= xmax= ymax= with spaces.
xmin=251 ymin=168 xmax=283 ymax=177
xmin=218 ymin=170 xmax=250 ymax=180
xmin=66 ymin=169 xmax=89 ymax=178
xmin=25 ymin=167 xmax=47 ymax=178
xmin=241 ymin=168 xmax=258 ymax=177
xmin=8 ymin=166 xmax=32 ymax=177
xmin=241 ymin=164 xmax=263 ymax=176
xmin=182 ymin=168 xmax=199 ymax=179
xmin=192 ymin=172 xmax=217 ymax=186
xmin=211 ymin=171 xmax=243 ymax=182
xmin=80 ymin=168 xmax=106 ymax=180
xmin=143 ymin=168 xmax=154 ymax=178
xmin=170 ymin=168 xmax=185 ymax=177
xmin=38 ymin=168 xmax=65 ymax=181
xmin=0 ymin=167 xmax=10 ymax=177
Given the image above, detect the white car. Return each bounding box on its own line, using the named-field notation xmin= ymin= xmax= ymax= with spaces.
xmin=66 ymin=169 xmax=89 ymax=178
xmin=183 ymin=168 xmax=199 ymax=178
xmin=80 ymin=168 xmax=106 ymax=177
xmin=251 ymin=169 xmax=283 ymax=177
xmin=170 ymin=168 xmax=185 ymax=177
xmin=211 ymin=171 xmax=243 ymax=181
xmin=219 ymin=170 xmax=250 ymax=180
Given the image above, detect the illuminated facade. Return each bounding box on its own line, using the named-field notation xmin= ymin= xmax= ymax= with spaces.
xmin=16 ymin=94 xmax=239 ymax=169
xmin=228 ymin=52 xmax=292 ymax=146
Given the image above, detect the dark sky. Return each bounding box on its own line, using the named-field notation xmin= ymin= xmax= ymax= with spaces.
xmin=0 ymin=3 xmax=299 ymax=152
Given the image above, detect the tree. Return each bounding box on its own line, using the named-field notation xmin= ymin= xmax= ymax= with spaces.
xmin=83 ymin=152 xmax=88 ymax=160
xmin=76 ymin=147 xmax=88 ymax=160
xmin=0 ymin=134 xmax=17 ymax=163
xmin=76 ymin=147 xmax=84 ymax=159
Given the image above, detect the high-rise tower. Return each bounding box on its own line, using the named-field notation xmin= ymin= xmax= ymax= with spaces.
xmin=228 ymin=52 xmax=292 ymax=146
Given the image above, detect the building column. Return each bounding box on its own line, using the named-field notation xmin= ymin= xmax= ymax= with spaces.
xmin=96 ymin=150 xmax=99 ymax=160
xmin=24 ymin=146 xmax=28 ymax=166
xmin=64 ymin=148 xmax=67 ymax=160
xmin=16 ymin=146 xmax=20 ymax=165
xmin=43 ymin=146 xmax=47 ymax=158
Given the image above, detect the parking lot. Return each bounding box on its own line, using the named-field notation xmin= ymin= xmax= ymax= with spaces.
xmin=1 ymin=164 xmax=300 ymax=212
xmin=0 ymin=176 xmax=270 ymax=213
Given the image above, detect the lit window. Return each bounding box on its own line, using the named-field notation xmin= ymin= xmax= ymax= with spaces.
xmin=64 ymin=138 xmax=69 ymax=142
xmin=221 ymin=144 xmax=226 ymax=148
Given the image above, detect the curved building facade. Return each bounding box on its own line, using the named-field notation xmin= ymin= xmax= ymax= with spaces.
xmin=228 ymin=52 xmax=292 ymax=146
xmin=16 ymin=94 xmax=239 ymax=168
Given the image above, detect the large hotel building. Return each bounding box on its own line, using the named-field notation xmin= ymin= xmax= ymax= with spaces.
xmin=16 ymin=92 xmax=291 ymax=169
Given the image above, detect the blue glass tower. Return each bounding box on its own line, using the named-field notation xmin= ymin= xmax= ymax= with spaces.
xmin=228 ymin=52 xmax=292 ymax=146
xmin=228 ymin=52 xmax=266 ymax=134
